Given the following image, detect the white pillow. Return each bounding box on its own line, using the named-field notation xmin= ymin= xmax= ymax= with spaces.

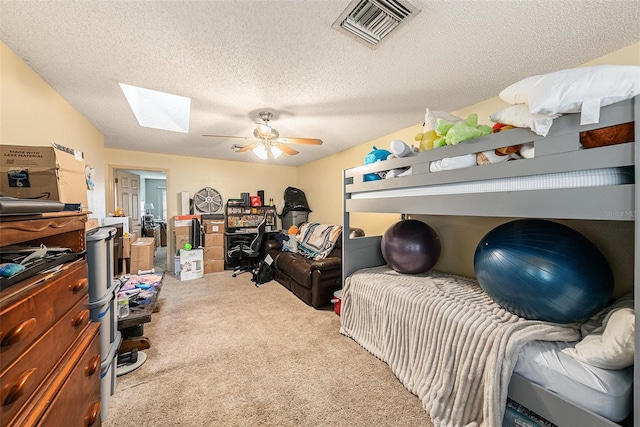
xmin=489 ymin=104 xmax=560 ymax=136
xmin=499 ymin=65 xmax=640 ymax=124
xmin=562 ymin=308 xmax=635 ymax=370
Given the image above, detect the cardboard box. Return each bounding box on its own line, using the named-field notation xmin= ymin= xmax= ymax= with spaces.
xmin=86 ymin=218 xmax=100 ymax=232
xmin=174 ymin=225 xmax=191 ymax=236
xmin=173 ymin=215 xmax=200 ymax=227
xmin=130 ymin=237 xmax=155 ymax=273
xmin=175 ymin=234 xmax=191 ymax=251
xmin=179 ymin=248 xmax=204 ymax=281
xmin=121 ymin=236 xmax=133 ymax=258
xmin=204 ymin=233 xmax=223 ymax=247
xmin=204 ymin=259 xmax=225 ymax=274
xmin=204 ymin=246 xmax=223 ymax=260
xmin=1 ymin=144 xmax=88 ymax=206
xmin=204 ymin=221 xmax=224 ymax=234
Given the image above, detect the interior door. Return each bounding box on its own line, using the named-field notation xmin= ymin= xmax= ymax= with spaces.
xmin=115 ymin=170 xmax=141 ymax=235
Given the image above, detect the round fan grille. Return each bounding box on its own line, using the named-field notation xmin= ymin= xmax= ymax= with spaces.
xmin=193 ymin=187 xmax=223 ymax=214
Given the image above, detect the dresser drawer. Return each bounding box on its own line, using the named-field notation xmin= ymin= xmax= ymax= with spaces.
xmin=0 ymin=261 xmax=89 ymax=371
xmin=37 ymin=325 xmax=101 ymax=427
xmin=0 ymin=296 xmax=92 ymax=425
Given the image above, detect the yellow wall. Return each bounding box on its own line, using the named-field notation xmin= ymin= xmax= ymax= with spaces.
xmin=104 ymin=148 xmax=296 ymax=221
xmin=298 ymin=42 xmax=639 ymax=296
xmin=0 ymin=41 xmax=106 ymax=216
xmin=2 ymin=36 xmax=637 ymax=289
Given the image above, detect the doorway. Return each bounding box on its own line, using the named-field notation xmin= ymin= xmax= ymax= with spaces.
xmin=108 ymin=166 xmax=170 ymax=272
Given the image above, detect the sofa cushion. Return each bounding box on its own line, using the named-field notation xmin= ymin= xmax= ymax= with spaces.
xmin=276 ymin=252 xmax=314 ymax=288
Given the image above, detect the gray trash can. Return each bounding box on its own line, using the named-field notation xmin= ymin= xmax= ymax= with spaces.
xmin=281 ymin=210 xmax=309 ymax=230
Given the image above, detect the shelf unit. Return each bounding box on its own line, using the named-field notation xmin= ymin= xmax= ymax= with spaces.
xmin=225 ymin=204 xmax=276 ymax=233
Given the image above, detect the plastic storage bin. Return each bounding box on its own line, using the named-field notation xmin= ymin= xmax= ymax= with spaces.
xmin=88 ymin=280 xmax=120 ymax=363
xmin=86 ymin=227 xmax=116 ymax=301
xmin=281 ymin=210 xmax=309 ymax=230
xmin=100 ymin=331 xmax=122 ymax=421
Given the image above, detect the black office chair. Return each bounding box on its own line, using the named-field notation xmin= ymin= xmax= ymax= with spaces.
xmin=227 ymin=214 xmax=267 ymax=278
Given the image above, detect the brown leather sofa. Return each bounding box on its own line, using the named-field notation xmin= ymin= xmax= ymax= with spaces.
xmin=264 ymin=227 xmax=364 ymax=309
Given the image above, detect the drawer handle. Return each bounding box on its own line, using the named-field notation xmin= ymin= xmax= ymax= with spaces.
xmin=86 ymin=354 xmax=101 ymax=377
xmin=71 ymin=310 xmax=90 ymax=328
xmin=70 ymin=277 xmax=89 ymax=294
xmin=1 ymin=318 xmax=37 ymax=347
xmin=2 ymin=368 xmax=37 ymax=406
xmin=85 ymin=401 xmax=101 ymax=426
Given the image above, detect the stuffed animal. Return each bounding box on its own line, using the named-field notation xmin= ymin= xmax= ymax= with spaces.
xmin=477 ymin=123 xmax=524 ymax=165
xmin=363 ymin=146 xmax=392 ymax=181
xmin=387 ymin=139 xmax=418 ymax=159
xmin=385 ymin=139 xmax=418 ymax=179
xmin=433 ymin=113 xmax=493 ymax=147
xmin=283 ymin=225 xmax=299 ymax=253
xmin=414 ymin=108 xmax=465 ymax=151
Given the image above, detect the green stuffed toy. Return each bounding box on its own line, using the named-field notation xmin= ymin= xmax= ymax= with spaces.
xmin=414 ymin=108 xmax=464 ymax=151
xmin=433 ymin=113 xmax=493 ymax=147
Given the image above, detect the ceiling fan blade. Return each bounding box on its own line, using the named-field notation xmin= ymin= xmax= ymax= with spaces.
xmin=277 ymin=137 xmax=323 ymax=145
xmin=267 ymin=146 xmax=275 ymax=160
xmin=236 ymin=143 xmax=260 ymax=153
xmin=274 ymin=142 xmax=299 ymax=156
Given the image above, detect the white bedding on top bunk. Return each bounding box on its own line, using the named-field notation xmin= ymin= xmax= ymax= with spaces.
xmin=352 ymin=167 xmax=633 ymax=199
xmin=339 ymin=266 xmax=580 ymax=427
xmin=514 ymin=340 xmax=633 ymax=422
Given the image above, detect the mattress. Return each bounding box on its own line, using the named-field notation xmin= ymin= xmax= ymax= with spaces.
xmin=351 ymin=167 xmax=634 ymax=199
xmin=340 ymin=267 xmax=579 ymax=426
xmin=513 ymin=340 xmax=634 ymax=422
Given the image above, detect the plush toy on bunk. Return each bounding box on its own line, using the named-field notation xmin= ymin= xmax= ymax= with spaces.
xmin=381 ymin=219 xmax=441 ymax=274
xmin=474 ymin=219 xmax=613 ymax=324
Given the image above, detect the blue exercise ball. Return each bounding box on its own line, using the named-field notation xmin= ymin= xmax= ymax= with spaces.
xmin=474 ymin=219 xmax=613 ymax=323
xmin=382 ymin=219 xmax=441 ymax=274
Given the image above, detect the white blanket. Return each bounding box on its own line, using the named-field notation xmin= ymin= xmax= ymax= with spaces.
xmin=339 ymin=267 xmax=580 ymax=427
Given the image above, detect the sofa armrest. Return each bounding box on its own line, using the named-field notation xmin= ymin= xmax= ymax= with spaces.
xmin=307 ymin=256 xmax=341 ymax=272
xmin=264 ymin=239 xmax=282 ymax=252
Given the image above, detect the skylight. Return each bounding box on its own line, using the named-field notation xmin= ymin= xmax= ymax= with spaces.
xmin=119 ymin=83 xmax=191 ymax=133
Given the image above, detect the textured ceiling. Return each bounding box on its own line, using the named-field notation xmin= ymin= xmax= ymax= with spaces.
xmin=1 ymin=0 xmax=639 ymax=166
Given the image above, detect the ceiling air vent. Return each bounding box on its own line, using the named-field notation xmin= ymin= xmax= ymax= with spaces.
xmin=332 ymin=0 xmax=420 ymax=48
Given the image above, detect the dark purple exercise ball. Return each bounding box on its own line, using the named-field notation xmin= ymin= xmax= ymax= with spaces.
xmin=381 ymin=219 xmax=441 ymax=274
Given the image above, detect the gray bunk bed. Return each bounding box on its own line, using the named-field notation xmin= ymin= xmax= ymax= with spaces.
xmin=341 ymin=96 xmax=638 ymax=427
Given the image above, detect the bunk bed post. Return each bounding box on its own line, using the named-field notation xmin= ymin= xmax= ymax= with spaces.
xmin=342 ymin=169 xmax=350 ymax=286
xmin=342 ymin=169 xmax=387 ymax=284
xmin=634 ymin=95 xmax=639 ymax=427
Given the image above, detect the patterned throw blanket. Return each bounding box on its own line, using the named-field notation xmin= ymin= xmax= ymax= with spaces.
xmin=296 ymin=223 xmax=342 ymax=260
xmin=339 ymin=266 xmax=580 ymax=427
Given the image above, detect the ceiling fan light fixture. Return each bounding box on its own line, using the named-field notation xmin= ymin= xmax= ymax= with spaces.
xmin=253 ymin=144 xmax=283 ymax=160
xmin=254 ymin=126 xmax=279 ymax=139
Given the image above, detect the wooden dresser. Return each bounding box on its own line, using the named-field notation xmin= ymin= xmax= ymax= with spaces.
xmin=0 ymin=213 xmax=101 ymax=427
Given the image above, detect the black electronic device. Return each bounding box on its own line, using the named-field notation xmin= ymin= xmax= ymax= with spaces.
xmin=0 ymin=246 xmax=85 ymax=290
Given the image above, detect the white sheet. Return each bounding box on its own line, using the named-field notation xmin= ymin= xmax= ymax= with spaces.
xmin=352 ymin=167 xmax=633 ymax=199
xmin=514 ymin=340 xmax=633 ymax=422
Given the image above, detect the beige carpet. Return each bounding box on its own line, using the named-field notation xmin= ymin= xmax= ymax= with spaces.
xmin=103 ymin=271 xmax=433 ymax=427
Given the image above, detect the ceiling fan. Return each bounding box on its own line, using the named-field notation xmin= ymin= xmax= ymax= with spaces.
xmin=203 ymin=111 xmax=323 ymax=159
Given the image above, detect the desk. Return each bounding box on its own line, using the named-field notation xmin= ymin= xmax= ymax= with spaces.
xmin=117 ymin=273 xmax=163 ymax=353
